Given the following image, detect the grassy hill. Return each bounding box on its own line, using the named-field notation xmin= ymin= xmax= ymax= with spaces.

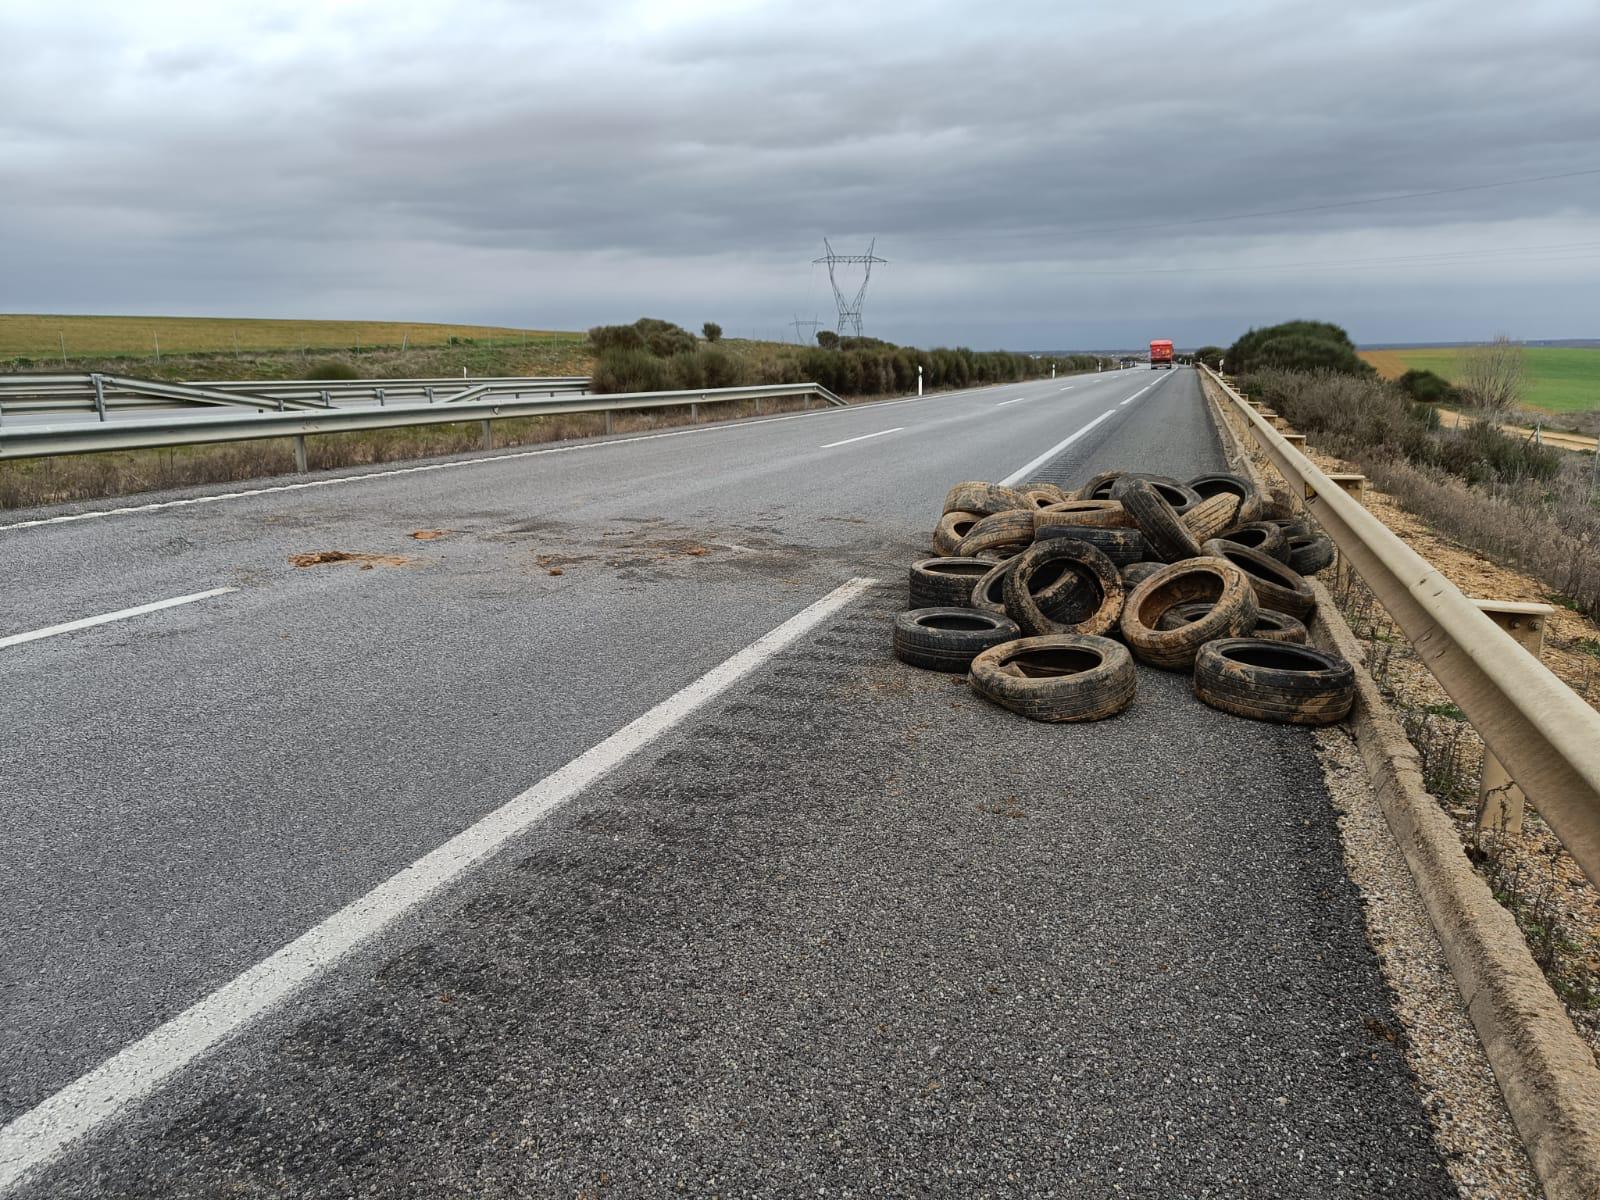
xmin=1360 ymin=345 xmax=1600 ymax=413
xmin=1 ymin=313 xmax=575 ymax=363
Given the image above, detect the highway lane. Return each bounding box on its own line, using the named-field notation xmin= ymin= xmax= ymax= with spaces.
xmin=0 ymin=366 xmax=1158 ymax=1123
xmin=0 ymin=367 xmax=1453 ymax=1193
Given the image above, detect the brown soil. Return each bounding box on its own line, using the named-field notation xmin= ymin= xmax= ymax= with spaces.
xmin=288 ymin=551 xmax=412 ymax=568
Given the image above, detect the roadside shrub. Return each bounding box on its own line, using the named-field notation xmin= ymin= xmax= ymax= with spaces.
xmin=591 ymin=347 xmax=672 ymax=393
xmin=702 ymin=322 xmax=722 ymax=342
xmin=1193 ymin=345 xmax=1224 ymax=369
xmin=1395 ymin=368 xmax=1459 ymax=405
xmin=1435 ymin=422 xmax=1561 ymax=486
xmin=1227 ymin=320 xmax=1372 ymax=376
xmin=588 ymin=324 xmax=646 ymax=354
xmin=303 ymin=360 xmax=361 ymax=381
xmin=816 ymin=330 xmax=839 ymax=350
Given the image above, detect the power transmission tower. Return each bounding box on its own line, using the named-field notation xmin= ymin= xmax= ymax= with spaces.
xmin=813 ymin=238 xmax=887 ymax=337
xmin=790 ymin=314 xmax=822 ymax=345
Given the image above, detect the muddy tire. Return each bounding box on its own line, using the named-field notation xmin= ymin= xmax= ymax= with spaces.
xmin=971 ymin=559 xmax=1014 ymax=616
xmin=1186 ymin=473 xmax=1263 ymax=524
xmin=892 ymin=608 xmax=1021 ymax=673
xmin=1115 ymin=477 xmax=1203 ymax=563
xmin=944 ymin=481 xmax=1029 ymax=517
xmin=1261 ymin=485 xmax=1299 ymax=521
xmin=1019 ymin=482 xmax=1069 ymax=508
xmin=1034 ymin=523 xmax=1151 ymax=567
xmin=954 ymin=509 xmax=1036 ymax=558
xmin=1120 ymin=561 xmax=1164 ymax=588
xmin=1034 ymin=499 xmax=1131 ymax=530
xmin=909 ymin=557 xmax=994 ymax=608
xmin=1157 ymin=601 xmax=1306 ymax=644
xmin=1075 ymin=469 xmax=1126 ymax=500
xmin=1201 ymin=539 xmax=1316 ymax=620
xmin=932 ymin=511 xmax=981 ymax=556
xmin=1120 ymin=557 xmax=1259 ymax=669
xmin=1001 ymin=538 xmax=1124 ymax=637
xmin=1214 ymin=521 xmax=1289 ymax=563
xmin=1271 ymin=516 xmax=1314 ymax=541
xmin=969 ymin=634 xmax=1137 ymax=722
xmin=1193 ymin=638 xmax=1354 ymax=725
xmin=1180 ymin=493 xmax=1242 ymax=541
xmin=1113 ymin=473 xmax=1201 ymax=515
xmin=1288 ymin=533 xmax=1336 ymax=576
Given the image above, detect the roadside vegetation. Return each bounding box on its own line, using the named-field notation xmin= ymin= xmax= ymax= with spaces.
xmin=1362 ymin=343 xmax=1600 ymax=419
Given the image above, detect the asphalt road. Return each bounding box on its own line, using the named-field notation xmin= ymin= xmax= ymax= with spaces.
xmin=0 ymin=367 xmax=1455 ymax=1195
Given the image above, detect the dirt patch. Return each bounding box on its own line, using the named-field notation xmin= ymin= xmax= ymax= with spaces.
xmin=288 ymin=551 xmax=412 ymax=569
xmin=409 ymin=529 xmax=450 ymax=541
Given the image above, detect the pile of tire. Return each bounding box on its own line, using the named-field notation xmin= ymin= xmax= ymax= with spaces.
xmin=894 ymin=472 xmax=1355 ymax=725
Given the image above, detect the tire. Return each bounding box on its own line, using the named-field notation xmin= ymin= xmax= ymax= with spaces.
xmin=969 ymin=634 xmax=1137 ymax=722
xmin=1075 ymin=469 xmax=1125 ymax=500
xmin=1112 ymin=473 xmax=1201 ymax=515
xmin=1260 ymin=485 xmax=1298 ymax=521
xmin=1034 ymin=499 xmax=1131 ymax=530
xmin=1288 ymin=533 xmax=1336 ymax=576
xmin=954 ymin=509 xmax=1036 ymax=558
xmin=1193 ymin=638 xmax=1354 ymax=725
xmin=1180 ymin=493 xmax=1242 ymax=541
xmin=1186 ymin=473 xmax=1264 ymax=524
xmin=1200 ymin=539 xmax=1316 ymax=620
xmin=1034 ymin=523 xmax=1152 ymax=567
xmin=1156 ymin=601 xmax=1306 ymax=644
xmin=1271 ymin=516 xmax=1314 ymax=541
xmin=971 ymin=559 xmax=1014 ymax=616
xmin=1213 ymin=521 xmax=1289 ymax=563
xmin=932 ymin=511 xmax=981 ymax=556
xmin=1001 ymin=538 xmax=1124 ymax=637
xmin=909 ymin=557 xmax=994 ymax=608
xmin=1120 ymin=560 xmax=1164 ymax=588
xmin=1120 ymin=557 xmax=1259 ymax=669
xmin=1115 ymin=478 xmax=1203 ymax=563
xmin=944 ymin=481 xmax=1030 ymax=517
xmin=1019 ymin=481 xmax=1070 ymax=504
xmin=892 ymin=607 xmax=1021 ymax=673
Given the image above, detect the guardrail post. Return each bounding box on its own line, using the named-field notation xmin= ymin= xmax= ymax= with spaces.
xmin=691 ymin=402 xmax=699 ymax=420
xmin=1283 ymin=432 xmax=1306 ymax=449
xmin=604 ymin=410 xmax=613 ymax=435
xmin=480 ymin=420 xmax=493 ymax=450
xmin=754 ymin=396 xmax=763 ymax=415
xmin=292 ymin=435 xmax=308 ymax=474
xmin=376 ymin=388 xmax=385 ymax=408
xmin=1473 ymin=600 xmax=1555 ymax=837
xmin=91 ymin=373 xmax=108 ymax=422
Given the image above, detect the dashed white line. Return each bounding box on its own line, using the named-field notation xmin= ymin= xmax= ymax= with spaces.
xmin=0 ymin=587 xmax=237 ymax=650
xmin=0 ymin=576 xmax=878 ymax=1192
xmin=1057 ymin=386 xmax=1075 ymax=392
xmin=998 ymin=411 xmax=1118 ymax=486
xmin=819 ymin=427 xmax=904 ymax=449
xmin=995 ymin=397 xmax=1028 ymax=407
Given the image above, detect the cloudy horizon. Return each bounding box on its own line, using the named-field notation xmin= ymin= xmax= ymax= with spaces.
xmin=3 ymin=0 xmax=1597 ymax=350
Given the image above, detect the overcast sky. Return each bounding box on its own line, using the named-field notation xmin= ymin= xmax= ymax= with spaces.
xmin=3 ymin=0 xmax=1597 ymax=349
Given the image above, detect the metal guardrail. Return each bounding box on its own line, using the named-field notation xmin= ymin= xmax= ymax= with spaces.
xmin=0 ymin=381 xmax=847 ymax=463
xmin=0 ymin=373 xmax=590 ymax=419
xmin=1200 ymin=363 xmax=1600 ymax=887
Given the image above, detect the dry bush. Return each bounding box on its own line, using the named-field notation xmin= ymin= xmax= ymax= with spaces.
xmin=1460 ymin=335 xmax=1526 ymax=420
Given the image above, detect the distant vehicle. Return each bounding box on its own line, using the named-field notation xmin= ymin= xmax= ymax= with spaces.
xmin=1149 ymin=340 xmax=1174 ymax=370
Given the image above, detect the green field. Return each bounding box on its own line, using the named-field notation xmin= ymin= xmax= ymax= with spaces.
xmin=0 ymin=313 xmax=575 ymax=361
xmin=1360 ymin=345 xmax=1600 ymax=413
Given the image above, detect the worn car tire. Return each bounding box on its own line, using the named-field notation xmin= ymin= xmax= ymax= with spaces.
xmin=1270 ymin=515 xmax=1314 ymax=541
xmin=1288 ymin=533 xmax=1336 ymax=576
xmin=1115 ymin=478 xmax=1203 ymax=562
xmin=954 ymin=509 xmax=1036 ymax=558
xmin=1120 ymin=560 xmax=1164 ymax=588
xmin=909 ymin=557 xmax=994 ymax=608
xmin=1193 ymin=638 xmax=1354 ymax=725
xmin=1214 ymin=521 xmax=1289 ymax=563
xmin=1120 ymin=557 xmax=1259 ymax=669
xmin=892 ymin=607 xmax=1021 ymax=673
xmin=1034 ymin=499 xmax=1131 ymax=530
xmin=1157 ymin=601 xmax=1305 ymax=644
xmin=1201 ymin=539 xmax=1316 ymax=620
xmin=1260 ymin=485 xmax=1298 ymax=521
xmin=933 ymin=510 xmax=981 ymax=556
xmin=971 ymin=559 xmax=1014 ymax=616
xmin=1186 ymin=472 xmax=1264 ymax=524
xmin=1075 ymin=469 xmax=1126 ymax=500
xmin=1001 ymin=538 xmax=1124 ymax=637
xmin=969 ymin=634 xmax=1137 ymax=722
xmin=1180 ymin=493 xmax=1242 ymax=541
xmin=1034 ymin=523 xmax=1152 ymax=567
xmin=1112 ymin=473 xmax=1201 ymax=515
xmin=944 ymin=481 xmax=1029 ymax=517
xmin=1018 ymin=482 xmax=1070 ymax=508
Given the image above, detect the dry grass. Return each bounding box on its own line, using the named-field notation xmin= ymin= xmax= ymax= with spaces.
xmin=1 ymin=314 xmax=572 ymax=361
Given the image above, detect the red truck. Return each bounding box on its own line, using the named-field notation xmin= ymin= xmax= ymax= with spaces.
xmin=1149 ymin=339 xmax=1174 ymax=370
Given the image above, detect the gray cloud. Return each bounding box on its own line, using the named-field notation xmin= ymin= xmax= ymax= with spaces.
xmin=2 ymin=0 xmax=1596 ymax=347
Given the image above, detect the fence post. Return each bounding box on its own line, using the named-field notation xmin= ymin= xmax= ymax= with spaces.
xmin=1473 ymin=600 xmax=1555 ymax=837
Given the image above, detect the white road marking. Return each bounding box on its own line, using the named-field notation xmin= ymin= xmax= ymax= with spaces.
xmin=0 ymin=587 xmax=237 ymax=650
xmin=994 ymin=397 xmax=1027 ymax=407
xmin=0 ymin=576 xmax=878 ymax=1192
xmin=1057 ymin=386 xmax=1074 ymax=392
xmin=819 ymin=427 xmax=904 ymax=449
xmin=998 ymin=411 xmax=1117 ymax=486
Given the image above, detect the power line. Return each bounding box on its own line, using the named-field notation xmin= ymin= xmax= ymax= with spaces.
xmin=813 ymin=237 xmax=887 ymax=337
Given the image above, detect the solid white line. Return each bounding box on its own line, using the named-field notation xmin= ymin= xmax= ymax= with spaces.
xmin=0 ymin=576 xmax=878 ymax=1192
xmin=0 ymin=587 xmax=237 ymax=649
xmin=998 ymin=410 xmax=1117 ymax=486
xmin=994 ymin=397 xmax=1027 ymax=407
xmin=819 ymin=427 xmax=904 ymax=449
xmin=1057 ymin=386 xmax=1074 ymax=392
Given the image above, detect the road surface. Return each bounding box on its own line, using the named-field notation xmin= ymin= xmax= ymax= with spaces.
xmin=0 ymin=368 xmax=1454 ymax=1195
